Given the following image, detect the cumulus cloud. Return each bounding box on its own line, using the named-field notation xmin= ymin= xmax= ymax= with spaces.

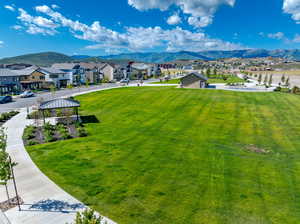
xmin=167 ymin=13 xmax=181 ymax=25
xmin=128 ymin=0 xmax=235 ymax=27
xmin=16 ymin=8 xmax=58 ymax=35
xmin=267 ymin=32 xmax=285 ymax=40
xmin=283 ymin=0 xmax=300 ymax=23
xmin=4 ymin=5 xmax=15 ymax=11
xmin=14 ymin=5 xmax=243 ymax=52
xmin=11 ymin=25 xmax=23 ymax=30
xmin=51 ymin=4 xmax=60 ymax=9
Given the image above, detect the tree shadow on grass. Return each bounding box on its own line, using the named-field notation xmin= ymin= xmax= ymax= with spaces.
xmin=80 ymin=115 xmax=100 ymax=124
xmin=23 ymin=199 xmax=85 ymax=213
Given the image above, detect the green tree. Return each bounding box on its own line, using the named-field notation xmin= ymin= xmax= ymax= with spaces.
xmin=281 ymin=75 xmax=286 ymax=84
xmin=0 ymin=128 xmax=17 ymax=204
xmin=285 ymin=77 xmax=290 ymax=87
xmin=206 ymin=68 xmax=211 ymax=78
xmin=258 ymin=74 xmax=262 ymax=84
xmin=213 ymin=68 xmax=217 ymax=77
xmin=72 ymin=209 xmax=103 ymax=224
xmin=264 ymin=75 xmax=268 ymax=85
xmin=268 ymin=74 xmax=273 ymax=86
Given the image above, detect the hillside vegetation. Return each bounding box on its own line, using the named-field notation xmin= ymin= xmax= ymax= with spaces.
xmin=0 ymin=52 xmax=73 ymax=66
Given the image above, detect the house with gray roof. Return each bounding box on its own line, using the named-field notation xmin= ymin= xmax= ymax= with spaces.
xmin=0 ymin=69 xmax=23 ymax=94
xmin=51 ymin=63 xmax=86 ymax=86
xmin=180 ymin=72 xmax=208 ymax=89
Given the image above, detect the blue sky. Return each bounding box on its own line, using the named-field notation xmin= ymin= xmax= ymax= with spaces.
xmin=1 ymin=0 xmax=300 ymax=58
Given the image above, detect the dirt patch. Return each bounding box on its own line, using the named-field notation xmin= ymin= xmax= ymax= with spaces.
xmin=0 ymin=196 xmax=23 ymax=212
xmin=244 ymin=144 xmax=271 ymax=154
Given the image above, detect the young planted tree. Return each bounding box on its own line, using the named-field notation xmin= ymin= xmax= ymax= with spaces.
xmin=206 ymin=68 xmax=211 ymax=78
xmin=72 ymin=209 xmax=103 ymax=224
xmin=263 ymin=75 xmax=268 ymax=85
xmin=281 ymin=74 xmax=286 ymax=84
xmin=268 ymin=74 xmax=273 ymax=86
xmin=213 ymin=68 xmax=217 ymax=77
xmin=0 ymin=128 xmax=17 ymax=205
xmin=285 ymin=77 xmax=290 ymax=87
xmin=258 ymin=74 xmax=262 ymax=84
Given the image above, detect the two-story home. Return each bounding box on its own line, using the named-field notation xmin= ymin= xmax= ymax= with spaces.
xmin=38 ymin=67 xmax=69 ymax=88
xmin=100 ymin=63 xmax=124 ymax=81
xmin=51 ymin=63 xmax=86 ymax=86
xmin=0 ymin=69 xmax=23 ymax=94
xmin=79 ymin=62 xmax=105 ymax=84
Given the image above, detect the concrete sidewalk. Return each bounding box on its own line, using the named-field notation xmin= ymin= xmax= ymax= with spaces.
xmin=0 ymin=87 xmax=120 ymax=223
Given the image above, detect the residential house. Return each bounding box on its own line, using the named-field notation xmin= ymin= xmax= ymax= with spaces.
xmin=51 ymin=63 xmax=86 ymax=86
xmin=38 ymin=67 xmax=69 ymax=88
xmin=79 ymin=62 xmax=104 ymax=84
xmin=0 ymin=69 xmax=23 ymax=94
xmin=180 ymin=72 xmax=208 ymax=89
xmin=100 ymin=63 xmax=124 ymax=81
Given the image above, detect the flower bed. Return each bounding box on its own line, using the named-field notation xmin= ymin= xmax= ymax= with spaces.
xmin=23 ymin=121 xmax=88 ymax=146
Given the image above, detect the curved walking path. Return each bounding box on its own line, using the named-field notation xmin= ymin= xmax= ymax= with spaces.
xmin=0 ymin=87 xmax=120 ymax=224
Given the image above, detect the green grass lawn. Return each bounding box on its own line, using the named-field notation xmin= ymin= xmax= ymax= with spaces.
xmin=208 ymin=76 xmax=245 ymax=84
xmin=151 ymin=78 xmax=180 ymax=84
xmin=26 ymin=87 xmax=300 ymax=224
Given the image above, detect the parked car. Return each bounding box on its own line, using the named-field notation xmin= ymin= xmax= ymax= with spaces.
xmin=0 ymin=96 xmax=12 ymax=104
xmin=120 ymin=79 xmax=130 ymax=84
xmin=20 ymin=91 xmax=35 ymax=98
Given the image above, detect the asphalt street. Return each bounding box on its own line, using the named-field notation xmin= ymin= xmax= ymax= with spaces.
xmin=0 ymin=83 xmax=119 ymax=113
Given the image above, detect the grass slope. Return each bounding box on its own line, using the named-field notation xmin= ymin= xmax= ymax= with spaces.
xmin=27 ymin=87 xmax=300 ymax=224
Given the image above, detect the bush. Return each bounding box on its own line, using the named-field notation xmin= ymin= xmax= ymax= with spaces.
xmin=43 ymin=129 xmax=56 ymax=142
xmin=72 ymin=209 xmax=102 ymax=224
xmin=0 ymin=111 xmax=19 ymax=122
xmin=27 ymin=140 xmax=38 ymax=146
xmin=58 ymin=124 xmax=72 ymax=140
xmin=23 ymin=125 xmax=36 ymax=140
xmin=77 ymin=127 xmax=88 ymax=137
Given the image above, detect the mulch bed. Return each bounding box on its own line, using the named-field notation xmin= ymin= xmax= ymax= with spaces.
xmin=23 ymin=122 xmax=87 ymax=146
xmin=0 ymin=196 xmax=23 ymax=212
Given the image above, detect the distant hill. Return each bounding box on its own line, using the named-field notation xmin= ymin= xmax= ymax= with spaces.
xmin=101 ymin=51 xmax=211 ymax=63
xmin=101 ymin=49 xmax=300 ymax=63
xmin=3 ymin=49 xmax=300 ymax=66
xmin=0 ymin=52 xmax=73 ymax=66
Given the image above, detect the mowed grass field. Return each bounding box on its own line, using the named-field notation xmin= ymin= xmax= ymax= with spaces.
xmin=27 ymin=87 xmax=300 ymax=224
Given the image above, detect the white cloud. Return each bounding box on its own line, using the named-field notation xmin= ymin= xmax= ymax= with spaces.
xmin=17 ymin=8 xmax=58 ymax=35
xmin=167 ymin=13 xmax=181 ymax=25
xmin=11 ymin=25 xmax=23 ymax=30
xmin=4 ymin=5 xmax=15 ymax=11
xmin=14 ymin=5 xmax=243 ymax=52
xmin=293 ymin=34 xmax=300 ymax=42
xmin=128 ymin=0 xmax=235 ymax=28
xmin=0 ymin=41 xmax=3 ymax=46
xmin=267 ymin=32 xmax=285 ymax=40
xmin=51 ymin=4 xmax=60 ymax=9
xmin=283 ymin=0 xmax=300 ymax=23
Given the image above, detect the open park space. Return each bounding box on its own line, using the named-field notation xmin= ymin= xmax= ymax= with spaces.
xmin=25 ymin=87 xmax=300 ymax=224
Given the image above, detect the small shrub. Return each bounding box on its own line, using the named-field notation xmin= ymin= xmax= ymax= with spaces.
xmin=23 ymin=125 xmax=36 ymax=140
xmin=77 ymin=127 xmax=88 ymax=137
xmin=72 ymin=209 xmax=102 ymax=224
xmin=27 ymin=140 xmax=38 ymax=146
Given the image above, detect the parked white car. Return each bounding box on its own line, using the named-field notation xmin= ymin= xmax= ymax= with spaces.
xmin=20 ymin=91 xmax=35 ymax=98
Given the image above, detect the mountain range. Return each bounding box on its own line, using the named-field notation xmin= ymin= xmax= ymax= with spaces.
xmin=1 ymin=49 xmax=300 ymax=66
